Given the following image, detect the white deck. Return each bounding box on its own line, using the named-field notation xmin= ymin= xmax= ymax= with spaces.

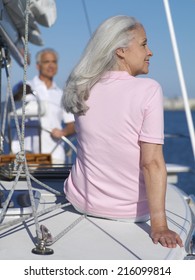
xmin=0 ymin=177 xmax=193 ymax=260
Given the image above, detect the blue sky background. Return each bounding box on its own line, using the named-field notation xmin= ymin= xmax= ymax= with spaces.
xmin=2 ymin=0 xmax=195 ymax=100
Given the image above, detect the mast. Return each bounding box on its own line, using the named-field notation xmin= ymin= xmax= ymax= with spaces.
xmin=163 ymin=0 xmax=195 ymax=162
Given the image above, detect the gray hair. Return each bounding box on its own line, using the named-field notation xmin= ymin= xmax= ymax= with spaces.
xmin=35 ymin=48 xmax=59 ymax=64
xmin=63 ymin=15 xmax=141 ymax=115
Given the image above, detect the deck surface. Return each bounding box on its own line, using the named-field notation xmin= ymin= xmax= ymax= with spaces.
xmin=0 ymin=178 xmax=191 ymax=260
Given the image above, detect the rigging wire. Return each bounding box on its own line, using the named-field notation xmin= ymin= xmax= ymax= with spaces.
xmin=81 ymin=0 xmax=92 ymax=37
xmin=0 ymin=1 xmax=79 ymax=252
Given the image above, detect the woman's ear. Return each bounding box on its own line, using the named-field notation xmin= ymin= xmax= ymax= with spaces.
xmin=115 ymin=48 xmax=125 ymax=58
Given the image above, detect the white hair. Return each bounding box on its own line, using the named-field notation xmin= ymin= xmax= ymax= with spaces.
xmin=63 ymin=15 xmax=141 ymax=115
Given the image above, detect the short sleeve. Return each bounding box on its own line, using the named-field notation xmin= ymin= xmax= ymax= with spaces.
xmin=63 ymin=110 xmax=75 ymax=123
xmin=139 ymin=84 xmax=164 ymax=144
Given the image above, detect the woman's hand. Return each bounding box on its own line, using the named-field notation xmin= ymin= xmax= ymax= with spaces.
xmin=151 ymin=227 xmax=183 ymax=248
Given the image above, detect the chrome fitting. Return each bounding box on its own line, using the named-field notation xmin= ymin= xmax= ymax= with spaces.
xmin=32 ymin=225 xmax=54 ymax=255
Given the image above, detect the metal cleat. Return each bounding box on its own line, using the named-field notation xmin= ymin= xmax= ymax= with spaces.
xmin=32 ymin=225 xmax=54 ymax=255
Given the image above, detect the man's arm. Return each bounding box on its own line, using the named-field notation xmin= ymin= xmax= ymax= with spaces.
xmin=51 ymin=122 xmax=75 ymax=139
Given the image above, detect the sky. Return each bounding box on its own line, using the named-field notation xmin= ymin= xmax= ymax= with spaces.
xmin=1 ymin=0 xmax=195 ymax=101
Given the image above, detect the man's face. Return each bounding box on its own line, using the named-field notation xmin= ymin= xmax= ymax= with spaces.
xmin=37 ymin=52 xmax=58 ymax=79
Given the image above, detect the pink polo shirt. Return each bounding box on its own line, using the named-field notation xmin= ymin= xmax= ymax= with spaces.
xmin=64 ymin=71 xmax=164 ymax=219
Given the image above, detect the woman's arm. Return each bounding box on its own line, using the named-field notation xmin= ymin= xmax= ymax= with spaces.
xmin=140 ymin=142 xmax=183 ymax=248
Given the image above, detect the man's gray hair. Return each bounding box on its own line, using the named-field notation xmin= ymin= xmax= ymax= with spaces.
xmin=36 ymin=48 xmax=59 ymax=64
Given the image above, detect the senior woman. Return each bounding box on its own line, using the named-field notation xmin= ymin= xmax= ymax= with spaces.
xmin=62 ymin=15 xmax=183 ymax=248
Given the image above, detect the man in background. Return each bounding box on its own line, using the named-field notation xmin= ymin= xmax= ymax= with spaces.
xmin=12 ymin=48 xmax=75 ymax=164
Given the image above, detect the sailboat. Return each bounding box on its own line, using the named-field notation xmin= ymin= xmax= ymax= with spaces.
xmin=0 ymin=0 xmax=195 ymax=261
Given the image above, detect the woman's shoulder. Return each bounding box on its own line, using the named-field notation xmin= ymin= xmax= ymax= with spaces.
xmin=136 ymin=78 xmax=163 ymax=98
xmin=136 ymin=77 xmax=161 ymax=88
